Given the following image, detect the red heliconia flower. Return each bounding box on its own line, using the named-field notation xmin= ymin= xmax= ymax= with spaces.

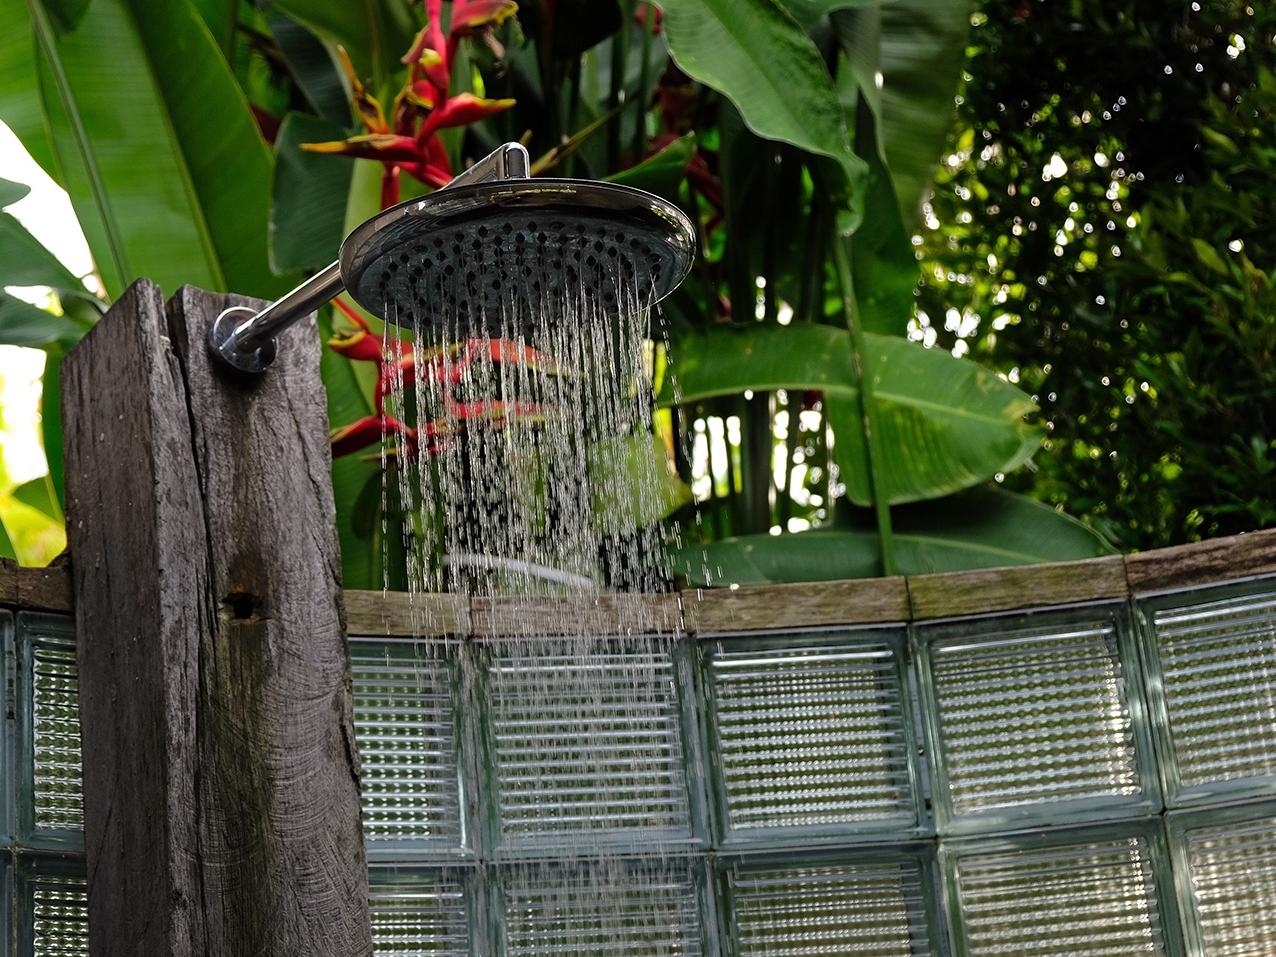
xmin=303 ymin=0 xmax=517 ymax=207
xmin=331 ymin=415 xmax=388 ymax=458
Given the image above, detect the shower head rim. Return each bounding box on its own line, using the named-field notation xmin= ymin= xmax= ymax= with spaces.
xmin=338 ymin=177 xmax=697 ymax=327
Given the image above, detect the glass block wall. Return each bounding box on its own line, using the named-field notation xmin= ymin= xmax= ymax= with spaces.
xmin=0 ymin=613 xmax=88 ymax=956
xmin=10 ymin=572 xmax=1276 ymax=956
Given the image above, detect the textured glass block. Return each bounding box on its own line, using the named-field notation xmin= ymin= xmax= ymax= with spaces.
xmin=486 ymin=636 xmax=692 ymax=851
xmin=502 ymin=860 xmax=701 ymax=957
xmin=20 ymin=867 xmax=89 ymax=957
xmin=945 ymin=828 xmax=1174 ymax=957
xmin=917 ymin=608 xmax=1157 ymax=832
xmin=729 ymin=856 xmax=935 ymax=957
xmin=1170 ymin=806 xmax=1276 ymax=957
xmin=368 ymin=869 xmax=470 ymax=957
xmin=705 ymin=632 xmax=919 ymax=842
xmin=20 ymin=617 xmax=84 ymax=840
xmin=1143 ymin=587 xmax=1276 ymax=802
xmin=350 ymin=640 xmax=465 ymax=854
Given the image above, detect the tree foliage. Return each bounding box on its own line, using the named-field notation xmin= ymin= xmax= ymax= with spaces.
xmin=916 ymin=0 xmax=1276 ymax=550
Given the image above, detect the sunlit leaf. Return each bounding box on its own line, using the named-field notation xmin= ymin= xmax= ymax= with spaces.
xmin=658 ymin=0 xmax=868 ymax=209
xmin=29 ymin=0 xmax=296 ymax=300
xmin=675 ymin=486 xmax=1116 ymax=585
xmin=659 ymin=323 xmax=1041 ymax=504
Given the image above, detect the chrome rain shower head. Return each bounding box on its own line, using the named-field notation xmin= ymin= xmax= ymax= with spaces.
xmin=209 ymin=143 xmax=696 ymax=375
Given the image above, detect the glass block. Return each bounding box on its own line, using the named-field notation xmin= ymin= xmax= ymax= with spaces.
xmin=727 ymin=851 xmax=939 ymax=957
xmin=1138 ymin=581 xmax=1276 ymax=805
xmin=1167 ymin=800 xmax=1276 ymax=957
xmin=501 ymin=858 xmax=703 ymax=957
xmin=943 ymin=823 xmax=1180 ymax=957
xmin=915 ymin=605 xmax=1159 ymax=834
xmin=17 ymin=857 xmax=89 ymax=957
xmin=368 ymin=865 xmax=471 ymax=957
xmin=350 ymin=639 xmax=466 ymax=857
xmin=18 ymin=616 xmax=83 ymax=845
xmin=484 ymin=635 xmax=694 ymax=853
xmin=703 ymin=629 xmax=922 ymax=844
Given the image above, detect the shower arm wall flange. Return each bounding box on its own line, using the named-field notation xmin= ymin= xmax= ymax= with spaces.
xmin=208 ymin=142 xmax=530 ymax=376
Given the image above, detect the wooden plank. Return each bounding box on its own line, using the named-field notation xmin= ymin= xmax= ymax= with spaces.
xmin=0 ymin=557 xmax=16 ymax=606
xmin=907 ymin=555 xmax=1130 ymax=620
xmin=166 ymin=287 xmax=370 ymax=956
xmin=1124 ymin=527 xmax=1276 ymax=594
xmin=15 ymin=553 xmax=72 ymax=612
xmin=64 ymin=281 xmax=371 ymax=957
xmin=682 ymin=578 xmax=910 ymax=634
xmin=470 ymin=592 xmax=684 ymax=637
xmin=63 ymin=280 xmax=209 ymax=957
xmin=344 ymin=589 xmax=468 ymax=637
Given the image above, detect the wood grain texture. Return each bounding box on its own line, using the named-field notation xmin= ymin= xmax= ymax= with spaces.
xmin=907 ymin=555 xmax=1130 ymax=620
xmin=682 ymin=578 xmax=910 ymax=633
xmin=344 ymin=589 xmax=468 ymax=637
xmin=64 ymin=280 xmax=207 ymax=957
xmin=64 ymin=281 xmax=371 ymax=957
xmin=0 ymin=558 xmax=16 ymax=605
xmin=16 ymin=553 xmax=72 ymax=612
xmin=469 ymin=592 xmax=683 ymax=637
xmin=1124 ymin=526 xmax=1276 ymax=594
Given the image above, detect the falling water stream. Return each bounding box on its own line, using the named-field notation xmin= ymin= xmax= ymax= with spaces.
xmin=374 ymin=238 xmax=700 ymax=955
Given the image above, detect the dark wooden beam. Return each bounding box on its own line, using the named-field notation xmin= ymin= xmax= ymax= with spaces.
xmin=63 ymin=280 xmax=370 ymax=957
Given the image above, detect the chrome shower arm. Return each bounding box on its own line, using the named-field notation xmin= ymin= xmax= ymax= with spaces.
xmin=209 ymin=142 xmax=530 ymax=375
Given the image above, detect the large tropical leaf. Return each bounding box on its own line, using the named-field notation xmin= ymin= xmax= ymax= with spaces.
xmin=659 ymin=323 xmax=1041 ymax=505
xmin=605 ymin=133 xmax=696 ymax=202
xmin=270 ymin=113 xmax=355 ymax=274
xmin=778 ymin=0 xmax=894 ymax=31
xmin=0 ymin=4 xmax=55 ymax=177
xmin=270 ymin=0 xmax=415 ymax=95
xmin=847 ymin=91 xmax=917 ymax=337
xmin=266 ymin=11 xmax=353 ymax=128
xmin=834 ymin=0 xmax=972 ymax=228
xmin=0 ymin=295 xmax=89 ymax=349
xmin=657 ymin=0 xmax=867 ymax=209
xmin=29 ymin=0 xmax=295 ymax=301
xmin=675 ymin=486 xmax=1116 ymax=585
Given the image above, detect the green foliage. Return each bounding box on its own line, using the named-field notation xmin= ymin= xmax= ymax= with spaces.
xmin=916 ymin=0 xmax=1276 ymax=549
xmin=677 ymin=485 xmax=1115 ymax=584
xmin=660 ymin=323 xmax=1039 ymax=505
xmin=27 ymin=0 xmax=297 ymax=301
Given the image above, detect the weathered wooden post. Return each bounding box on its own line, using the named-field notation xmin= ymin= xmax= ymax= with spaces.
xmin=61 ymin=280 xmax=371 ymax=956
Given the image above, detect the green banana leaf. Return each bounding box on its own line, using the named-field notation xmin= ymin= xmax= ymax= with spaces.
xmin=0 ymin=295 xmax=89 ymax=349
xmin=675 ymin=486 xmax=1116 ymax=585
xmin=29 ymin=0 xmax=295 ymax=301
xmin=0 ymin=184 xmax=86 ymax=291
xmin=42 ymin=346 xmax=65 ymax=514
xmin=266 ymin=11 xmax=353 ymax=128
xmin=847 ymin=89 xmax=917 ymax=337
xmin=605 ymin=133 xmax=697 ymax=202
xmin=270 ymin=0 xmax=415 ymax=95
xmin=13 ymin=475 xmax=62 ymax=522
xmin=658 ymin=322 xmax=1041 ymax=505
xmin=834 ymin=0 xmax=972 ymax=228
xmin=658 ymin=0 xmax=867 ymax=210
xmin=0 ymin=5 xmax=55 ymax=178
xmin=270 ymin=113 xmax=355 ymax=274
xmin=778 ymin=0 xmax=895 ymax=31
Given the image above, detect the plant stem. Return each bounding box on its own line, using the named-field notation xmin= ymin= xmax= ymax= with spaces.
xmin=830 ymin=231 xmax=898 ymax=577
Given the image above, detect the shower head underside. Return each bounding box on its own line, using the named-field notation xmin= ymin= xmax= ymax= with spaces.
xmin=208 ymin=143 xmax=696 ymax=375
xmin=342 ymin=180 xmax=696 ymax=340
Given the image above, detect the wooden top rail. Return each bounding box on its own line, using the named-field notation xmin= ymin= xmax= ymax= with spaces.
xmin=9 ymin=526 xmax=1276 ymax=635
